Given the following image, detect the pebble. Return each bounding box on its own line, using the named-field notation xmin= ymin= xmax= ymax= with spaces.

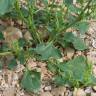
xmin=73 ymin=88 xmax=86 ymax=96
xmin=92 ymin=39 xmax=96 ymax=48
xmin=44 ymin=86 xmax=51 ymax=91
xmin=93 ymin=86 xmax=96 ymax=91
xmin=3 ymin=27 xmax=23 ymax=42
xmin=65 ymin=47 xmax=75 ymax=59
xmin=87 ymin=51 xmax=96 ymax=65
xmin=3 ymin=86 xmax=15 ymax=96
xmin=65 ymin=90 xmax=72 ymax=96
xmin=40 ymin=92 xmax=52 ymax=96
xmin=24 ymin=31 xmax=32 ymax=41
xmin=91 ymin=92 xmax=96 ymax=96
xmin=51 ymin=86 xmax=66 ymax=96
xmin=85 ymin=87 xmax=92 ymax=94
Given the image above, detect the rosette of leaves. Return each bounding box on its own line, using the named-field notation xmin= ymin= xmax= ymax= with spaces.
xmin=48 ymin=56 xmax=96 ymax=87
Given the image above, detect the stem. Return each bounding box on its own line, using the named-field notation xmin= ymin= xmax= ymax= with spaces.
xmin=0 ymin=52 xmax=12 ymax=56
xmin=15 ymin=0 xmax=28 ymax=24
xmin=51 ymin=0 xmax=92 ymax=43
xmin=15 ymin=0 xmax=41 ymax=44
xmin=27 ymin=1 xmax=41 ymax=44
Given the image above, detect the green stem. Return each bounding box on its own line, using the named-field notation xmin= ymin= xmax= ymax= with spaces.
xmin=51 ymin=0 xmax=92 ymax=43
xmin=15 ymin=0 xmax=28 ymax=24
xmin=27 ymin=2 xmax=41 ymax=44
xmin=0 ymin=52 xmax=12 ymax=56
xmin=15 ymin=0 xmax=41 ymax=44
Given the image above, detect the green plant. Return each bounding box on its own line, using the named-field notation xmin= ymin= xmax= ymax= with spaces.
xmin=0 ymin=0 xmax=96 ymax=93
xmin=48 ymin=56 xmax=96 ymax=88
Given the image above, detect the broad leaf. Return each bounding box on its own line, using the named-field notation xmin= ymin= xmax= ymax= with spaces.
xmin=54 ymin=75 xmax=66 ymax=85
xmin=8 ymin=58 xmax=17 ymax=70
xmin=63 ymin=32 xmax=87 ymax=50
xmin=0 ymin=32 xmax=4 ymax=40
xmin=76 ymin=22 xmax=89 ymax=34
xmin=52 ymin=56 xmax=96 ymax=87
xmin=65 ymin=56 xmax=86 ymax=81
xmin=17 ymin=51 xmax=25 ymax=64
xmin=34 ymin=43 xmax=62 ymax=60
xmin=73 ymin=37 xmax=87 ymax=50
xmin=21 ymin=69 xmax=41 ymax=92
xmin=63 ymin=32 xmax=75 ymax=42
xmin=0 ymin=0 xmax=15 ymax=16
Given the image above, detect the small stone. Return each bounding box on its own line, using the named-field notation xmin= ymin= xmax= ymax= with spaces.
xmin=15 ymin=64 xmax=25 ymax=73
xmin=3 ymin=27 xmax=23 ymax=42
xmin=93 ymin=86 xmax=96 ymax=91
xmin=65 ymin=47 xmax=75 ymax=59
xmin=91 ymin=92 xmax=96 ymax=96
xmin=27 ymin=58 xmax=37 ymax=70
xmin=13 ymin=73 xmax=18 ymax=81
xmin=65 ymin=90 xmax=72 ymax=96
xmin=92 ymin=39 xmax=96 ymax=48
xmin=85 ymin=87 xmax=92 ymax=94
xmin=24 ymin=31 xmax=32 ymax=41
xmin=3 ymin=27 xmax=23 ymax=48
xmin=76 ymin=51 xmax=82 ymax=56
xmin=40 ymin=92 xmax=52 ymax=96
xmin=93 ymin=65 xmax=96 ymax=76
xmin=51 ymin=86 xmax=66 ymax=96
xmin=57 ymin=58 xmax=63 ymax=62
xmin=87 ymin=51 xmax=96 ymax=65
xmin=3 ymin=87 xmax=15 ymax=96
xmin=73 ymin=88 xmax=86 ymax=96
xmin=44 ymin=86 xmax=51 ymax=91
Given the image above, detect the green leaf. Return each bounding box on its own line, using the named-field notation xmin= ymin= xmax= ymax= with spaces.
xmin=73 ymin=37 xmax=87 ymax=50
xmin=47 ymin=63 xmax=57 ymax=73
xmin=18 ymin=38 xmax=26 ymax=47
xmin=0 ymin=32 xmax=4 ymax=40
xmin=63 ymin=32 xmax=75 ymax=42
xmin=54 ymin=75 xmax=66 ymax=85
xmin=8 ymin=59 xmax=17 ymax=70
xmin=64 ymin=0 xmax=73 ymax=5
xmin=53 ymin=56 xmax=96 ymax=87
xmin=62 ymin=32 xmax=87 ymax=50
xmin=68 ymin=5 xmax=81 ymax=13
xmin=21 ymin=69 xmax=41 ymax=92
xmin=21 ymin=7 xmax=29 ymax=18
xmin=58 ymin=39 xmax=70 ymax=48
xmin=76 ymin=22 xmax=89 ymax=34
xmin=65 ymin=56 xmax=87 ymax=81
xmin=17 ymin=51 xmax=25 ymax=64
xmin=0 ymin=0 xmax=15 ymax=16
xmin=0 ymin=61 xmax=3 ymax=70
xmin=34 ymin=43 xmax=62 ymax=60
